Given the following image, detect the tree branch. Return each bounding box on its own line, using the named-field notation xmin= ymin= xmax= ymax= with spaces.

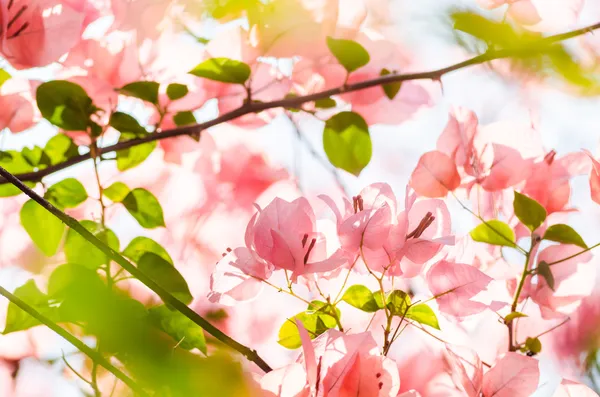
xmin=2 ymin=21 xmax=599 ymax=184
xmin=0 ymin=166 xmax=273 ymax=374
xmin=0 ymin=285 xmax=147 ymax=396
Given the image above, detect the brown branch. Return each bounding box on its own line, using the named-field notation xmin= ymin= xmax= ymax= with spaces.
xmin=0 ymin=166 xmax=273 ymax=374
xmin=2 ymin=21 xmax=600 ymax=185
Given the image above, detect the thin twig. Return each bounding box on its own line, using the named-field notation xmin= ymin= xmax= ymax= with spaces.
xmin=3 ymin=21 xmax=600 ymax=184
xmin=0 ymin=286 xmax=146 ymax=395
xmin=285 ymin=113 xmax=350 ymax=197
xmin=0 ymin=166 xmax=273 ymax=374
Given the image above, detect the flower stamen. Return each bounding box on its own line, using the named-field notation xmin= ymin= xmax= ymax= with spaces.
xmin=406 ymin=212 xmax=435 ymax=239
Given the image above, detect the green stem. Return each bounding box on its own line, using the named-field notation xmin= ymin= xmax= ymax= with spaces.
xmin=0 ymin=286 xmax=146 ymax=396
xmin=0 ymin=166 xmax=273 ymax=374
xmin=325 ymin=297 xmax=344 ymax=332
xmin=507 ymin=238 xmax=536 ymax=351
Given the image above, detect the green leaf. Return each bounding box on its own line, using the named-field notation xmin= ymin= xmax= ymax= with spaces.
xmin=543 ymin=224 xmax=587 ymax=249
xmin=0 ymin=69 xmax=10 ymax=88
xmin=452 ymin=11 xmax=525 ymax=49
xmin=525 ymin=337 xmax=542 ymax=354
xmin=326 ymin=37 xmax=370 ymax=73
xmin=513 ymin=191 xmax=547 ymax=232
xmin=64 ymin=220 xmax=120 ymax=269
xmin=122 ymin=188 xmax=165 ymax=228
xmin=314 ymin=97 xmax=337 ymax=109
xmin=341 ymin=285 xmax=381 ymax=312
xmin=123 ymin=236 xmax=173 ymax=265
xmin=307 ymin=300 xmax=341 ymax=320
xmin=405 ymin=303 xmax=440 ymax=330
xmin=44 ymin=135 xmax=79 ymax=165
xmin=173 ymin=111 xmax=197 ymax=126
xmin=22 ymin=146 xmax=50 ymax=168
xmin=386 ymin=290 xmax=411 ymax=316
xmin=470 ymin=220 xmax=516 ymax=248
xmin=277 ymin=310 xmax=336 ymax=349
xmin=380 ymin=68 xmax=402 ymax=100
xmin=0 ymin=151 xmax=35 ymax=197
xmin=20 ymin=199 xmax=64 ymax=256
xmin=45 ymin=178 xmax=87 ymax=208
xmin=536 ymin=261 xmax=555 ymax=291
xmin=138 ymin=253 xmax=193 ymax=304
xmin=119 ymin=81 xmax=160 ymax=104
xmin=116 ymin=132 xmax=156 ymax=171
xmin=103 ymin=182 xmax=130 ymax=203
xmin=149 ymin=305 xmax=206 ymax=353
xmin=189 ymin=58 xmax=251 ymax=84
xmin=3 ymin=280 xmax=56 ymax=334
xmin=166 ymin=83 xmax=189 ymax=101
xmin=47 ymin=263 xmax=106 ymax=300
xmin=109 ymin=112 xmax=146 ymax=135
xmin=323 ymin=111 xmax=372 ymax=176
xmin=504 ymin=312 xmax=528 ymax=324
xmin=36 ymin=81 xmax=94 ymax=131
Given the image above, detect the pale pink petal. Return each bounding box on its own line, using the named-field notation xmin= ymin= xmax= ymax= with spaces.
xmin=481 ymin=144 xmax=533 ymax=191
xmin=436 ymin=107 xmax=479 ymax=169
xmin=583 ymin=150 xmax=600 ymax=205
xmin=296 ymin=319 xmax=317 ymax=391
xmin=531 ymin=244 xmax=594 ymax=318
xmin=410 ymin=151 xmax=461 ymax=198
xmin=476 ymin=0 xmax=510 ymax=9
xmin=260 ymin=363 xmax=309 ymax=397
xmin=508 ymin=1 xmax=542 ymax=26
xmin=481 ymin=353 xmax=540 ymax=397
xmin=445 ymin=345 xmax=483 ymax=397
xmin=208 ymin=248 xmax=268 ymax=305
xmin=0 ymin=94 xmax=35 ymax=133
xmin=553 ymin=379 xmax=598 ymax=397
xmin=426 ymin=260 xmax=493 ymax=318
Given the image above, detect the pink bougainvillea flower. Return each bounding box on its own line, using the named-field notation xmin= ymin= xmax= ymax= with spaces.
xmin=193 ymin=132 xmax=290 ymax=209
xmin=522 ymin=150 xmax=591 ymax=214
xmin=548 ymin=284 xmax=600 ymax=373
xmin=530 ymin=244 xmax=595 ymax=319
xmin=434 ymin=108 xmax=543 ymax=194
xmin=249 ymin=198 xmax=348 ymax=278
xmin=63 ymin=35 xmax=144 ymax=88
xmin=0 ymin=0 xmax=99 ymax=69
xmin=209 ymin=197 xmax=348 ymax=304
xmin=553 ymin=379 xmax=599 ymax=397
xmin=321 ymin=182 xmax=396 ymax=255
xmin=338 ymin=33 xmax=433 ymax=126
xmin=260 ymin=326 xmax=401 ymax=397
xmin=436 ymin=106 xmax=479 ymax=174
xmin=410 ymin=151 xmax=461 ymax=198
xmin=481 ymin=352 xmax=540 ymax=397
xmin=321 ymin=184 xmax=453 ymax=276
xmin=291 ymin=31 xmax=432 ymax=126
xmin=426 ymin=260 xmax=494 ymax=318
